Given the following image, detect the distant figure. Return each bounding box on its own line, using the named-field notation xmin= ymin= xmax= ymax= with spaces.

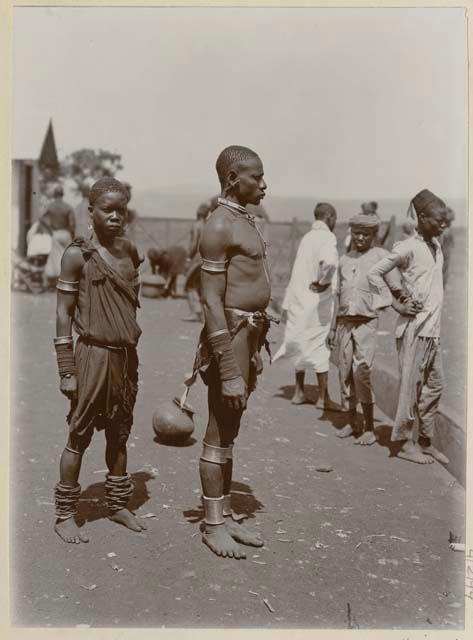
xmin=439 ymin=207 xmax=455 ymax=283
xmin=123 ymin=182 xmax=139 ymax=241
xmin=74 ymin=180 xmax=94 ymax=239
xmin=274 ymin=202 xmax=339 ymax=410
xmin=400 ymin=219 xmax=416 ymax=240
xmin=41 ymin=185 xmax=76 ymax=286
xmin=183 ymin=201 xmax=212 ymax=321
xmin=148 ymin=245 xmax=188 ymax=297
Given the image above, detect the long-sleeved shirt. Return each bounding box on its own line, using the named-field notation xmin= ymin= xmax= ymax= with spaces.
xmin=337 ymin=247 xmax=400 ymax=318
xmin=282 ymin=220 xmax=338 ymax=311
xmin=367 ymin=233 xmax=443 ymax=338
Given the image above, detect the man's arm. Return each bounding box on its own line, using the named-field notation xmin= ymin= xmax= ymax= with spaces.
xmin=55 ymin=246 xmax=84 ymax=399
xmin=200 ymin=213 xmax=247 ymax=411
xmin=367 ymin=250 xmax=408 ymax=309
xmin=310 ymin=237 xmax=338 ymax=292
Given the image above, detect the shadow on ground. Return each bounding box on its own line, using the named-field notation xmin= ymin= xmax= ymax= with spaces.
xmin=76 ymin=471 xmax=154 ymax=524
xmin=182 ymin=481 xmax=264 ymax=524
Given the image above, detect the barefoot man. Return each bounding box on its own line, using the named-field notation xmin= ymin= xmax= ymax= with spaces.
xmin=368 ymin=189 xmax=450 ymax=465
xmin=273 ymin=203 xmax=339 ymax=410
xmin=328 ymin=211 xmax=402 ymax=443
xmin=53 ymin=177 xmax=146 ymax=543
xmin=186 ymin=145 xmax=272 ymax=559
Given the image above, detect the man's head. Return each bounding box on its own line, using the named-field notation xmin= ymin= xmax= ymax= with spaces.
xmin=196 ymin=200 xmax=212 ymax=220
xmin=412 ymin=189 xmax=448 ymax=239
xmin=361 ymin=201 xmax=378 ymax=215
xmin=349 ymin=213 xmax=381 ymax=253
xmin=53 ymin=184 xmax=64 ymax=199
xmin=216 ymin=145 xmax=266 ymax=206
xmin=314 ymin=202 xmax=337 ymax=232
xmin=88 ymin=177 xmax=130 ymax=238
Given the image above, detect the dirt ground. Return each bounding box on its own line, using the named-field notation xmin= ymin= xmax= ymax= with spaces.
xmin=11 ymin=293 xmax=465 ymax=629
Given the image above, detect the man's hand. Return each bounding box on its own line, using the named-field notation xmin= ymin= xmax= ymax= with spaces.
xmin=327 ymin=327 xmax=337 ymax=349
xmin=60 ymin=374 xmax=78 ymax=400
xmin=392 ymin=298 xmax=421 ymax=317
xmin=310 ymin=281 xmax=330 ymax=294
xmin=221 ymin=376 xmax=248 ymax=412
xmin=252 ymin=352 xmax=264 ymax=376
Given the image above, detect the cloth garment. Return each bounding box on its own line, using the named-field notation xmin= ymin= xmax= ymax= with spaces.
xmin=392 ymin=319 xmax=443 ymax=442
xmin=332 ymin=316 xmax=378 ymax=410
xmin=367 ymin=232 xmax=444 ymax=338
xmin=337 ymin=247 xmax=399 ymax=318
xmin=66 ymin=238 xmax=141 ymax=453
xmin=274 ymin=220 xmax=338 ymax=372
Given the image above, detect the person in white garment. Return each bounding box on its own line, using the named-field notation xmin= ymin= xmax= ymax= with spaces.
xmin=274 ymin=202 xmax=339 ymax=410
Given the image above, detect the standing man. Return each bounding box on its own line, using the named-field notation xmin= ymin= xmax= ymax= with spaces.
xmin=274 ymin=203 xmax=339 ymax=410
xmin=186 ymin=145 xmax=272 ymax=559
xmin=123 ymin=181 xmax=139 ymax=242
xmin=42 ymin=185 xmax=76 ymax=287
xmin=328 ymin=211 xmax=402 ymax=443
xmin=368 ymin=189 xmax=449 ymax=465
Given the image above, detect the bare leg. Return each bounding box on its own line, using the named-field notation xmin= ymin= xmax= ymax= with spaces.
xmin=291 ymin=370 xmax=306 ymax=404
xmin=106 ymin=438 xmax=146 ymax=532
xmin=354 ymin=403 xmax=377 ymax=445
xmin=54 ymin=444 xmax=89 ymax=544
xmin=315 ymin=371 xmax=340 ymax=410
xmin=222 ymin=452 xmax=264 ymax=548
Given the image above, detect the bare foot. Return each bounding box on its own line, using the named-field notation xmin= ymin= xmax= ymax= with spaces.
xmin=354 ymin=431 xmax=377 ymax=446
xmin=109 ymin=509 xmax=147 ymax=532
xmin=336 ymin=425 xmax=354 ymax=438
xmin=291 ymin=391 xmax=306 ymax=405
xmin=397 ymin=443 xmax=434 ymax=464
xmin=202 ymin=523 xmax=246 ymax=558
xmin=54 ymin=518 xmax=89 ymax=544
xmin=421 ymin=445 xmax=449 ymax=464
xmin=225 ymin=518 xmax=264 ymax=547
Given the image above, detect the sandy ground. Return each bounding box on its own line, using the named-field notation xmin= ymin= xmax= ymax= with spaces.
xmin=11 ymin=293 xmax=465 ymax=629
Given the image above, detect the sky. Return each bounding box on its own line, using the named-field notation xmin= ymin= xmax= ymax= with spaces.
xmin=13 ymin=6 xmax=468 ymax=201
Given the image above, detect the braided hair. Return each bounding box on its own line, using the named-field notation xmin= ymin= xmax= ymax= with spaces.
xmin=89 ymin=177 xmax=129 ymax=206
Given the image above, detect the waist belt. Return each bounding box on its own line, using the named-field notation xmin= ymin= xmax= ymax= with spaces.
xmin=78 ymin=336 xmax=135 ymax=351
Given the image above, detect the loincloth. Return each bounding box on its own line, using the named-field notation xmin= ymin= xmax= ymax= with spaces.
xmin=185 ymin=308 xmax=277 ymax=393
xmin=67 ymin=337 xmax=139 ymax=451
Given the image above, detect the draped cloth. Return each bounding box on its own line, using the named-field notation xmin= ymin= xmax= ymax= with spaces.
xmin=67 ymin=238 xmax=141 ymax=452
xmin=273 ymin=220 xmax=338 ymax=372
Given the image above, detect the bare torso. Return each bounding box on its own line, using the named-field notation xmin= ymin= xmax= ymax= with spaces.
xmin=225 ymin=214 xmax=271 ymax=311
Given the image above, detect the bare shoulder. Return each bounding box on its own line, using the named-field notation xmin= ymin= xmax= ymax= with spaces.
xmin=60 ymin=244 xmax=85 ymax=280
xmin=200 ymin=207 xmax=234 ymax=257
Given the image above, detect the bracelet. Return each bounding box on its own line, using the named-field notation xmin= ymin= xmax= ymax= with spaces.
xmin=207 ymin=332 xmax=242 ymax=381
xmin=207 ymin=329 xmax=230 ymax=339
xmin=54 ymin=335 xmax=73 ymax=346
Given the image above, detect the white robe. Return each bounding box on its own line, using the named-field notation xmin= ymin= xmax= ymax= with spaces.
xmin=274 ymin=220 xmax=338 ymax=372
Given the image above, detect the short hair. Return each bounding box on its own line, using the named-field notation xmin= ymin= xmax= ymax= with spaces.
xmin=216 ymin=145 xmax=260 ymax=188
xmin=314 ymin=202 xmax=337 ymax=220
xmin=53 ymin=185 xmax=64 ymax=198
xmin=89 ymin=177 xmax=129 ymax=206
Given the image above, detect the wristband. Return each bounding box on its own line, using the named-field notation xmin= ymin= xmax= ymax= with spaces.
xmin=54 ymin=338 xmax=76 ymax=377
xmin=207 ymin=332 xmax=241 ymax=381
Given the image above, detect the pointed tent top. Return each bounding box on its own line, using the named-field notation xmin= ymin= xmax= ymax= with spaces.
xmin=13 ymin=118 xmax=58 ymax=167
